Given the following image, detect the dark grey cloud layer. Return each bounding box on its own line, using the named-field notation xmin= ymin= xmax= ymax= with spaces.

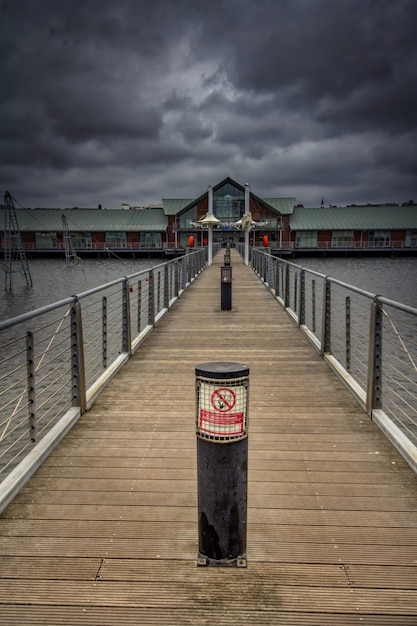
xmin=1 ymin=0 xmax=416 ymax=207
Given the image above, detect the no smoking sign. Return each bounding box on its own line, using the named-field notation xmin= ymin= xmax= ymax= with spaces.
xmin=210 ymin=387 xmax=236 ymax=412
xmin=198 ymin=382 xmax=246 ymax=439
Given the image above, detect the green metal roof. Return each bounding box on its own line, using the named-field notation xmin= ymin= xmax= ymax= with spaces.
xmin=161 ymin=199 xmax=194 ymax=216
xmin=290 ymin=205 xmax=417 ymax=231
xmin=6 ymin=203 xmax=415 ymax=233
xmin=0 ymin=208 xmax=167 ymax=232
xmin=261 ymin=198 xmax=296 ymax=215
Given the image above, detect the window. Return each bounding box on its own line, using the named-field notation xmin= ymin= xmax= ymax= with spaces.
xmin=213 ymin=182 xmax=244 ymax=222
xmin=296 ymin=231 xmax=317 ymax=248
xmin=179 ymin=205 xmax=197 ymax=228
xmin=105 ymin=232 xmax=127 ymax=248
xmin=405 ymin=230 xmax=417 ymax=247
xmin=265 ymin=218 xmax=278 ymax=228
xmin=35 ymin=232 xmax=57 ymax=249
xmin=72 ymin=232 xmax=92 ymax=249
xmin=331 ymin=230 xmax=354 ymax=247
xmin=141 ymin=232 xmax=161 ymax=248
xmin=369 ymin=230 xmax=390 ymax=247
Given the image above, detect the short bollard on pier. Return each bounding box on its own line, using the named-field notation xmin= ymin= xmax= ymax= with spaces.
xmin=195 ymin=361 xmax=249 ymax=567
xmin=220 ymin=265 xmax=232 ymax=311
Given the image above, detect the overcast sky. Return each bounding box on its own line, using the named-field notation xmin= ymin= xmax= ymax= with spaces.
xmin=1 ymin=0 xmax=416 ymax=209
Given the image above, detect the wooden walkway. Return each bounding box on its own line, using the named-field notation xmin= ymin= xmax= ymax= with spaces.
xmin=1 ymin=249 xmax=417 ymax=625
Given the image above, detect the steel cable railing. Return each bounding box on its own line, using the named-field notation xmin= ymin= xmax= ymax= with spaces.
xmin=251 ymin=248 xmax=417 ymax=473
xmin=0 ymin=249 xmax=207 ymax=511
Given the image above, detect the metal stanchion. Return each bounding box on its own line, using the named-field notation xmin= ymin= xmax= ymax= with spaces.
xmin=195 ymin=361 xmax=249 ymax=567
xmin=220 ymin=266 xmax=232 ymax=311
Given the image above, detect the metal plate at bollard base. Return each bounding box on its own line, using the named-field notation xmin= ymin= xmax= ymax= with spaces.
xmin=195 ymin=362 xmax=249 ymax=568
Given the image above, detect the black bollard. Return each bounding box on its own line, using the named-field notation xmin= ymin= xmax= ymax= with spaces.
xmin=220 ymin=266 xmax=232 ymax=311
xmin=195 ymin=361 xmax=249 ymax=567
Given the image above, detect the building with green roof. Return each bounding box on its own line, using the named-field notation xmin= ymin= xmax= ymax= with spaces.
xmin=1 ymin=178 xmax=416 ymax=257
xmin=289 ymin=204 xmax=417 ymax=254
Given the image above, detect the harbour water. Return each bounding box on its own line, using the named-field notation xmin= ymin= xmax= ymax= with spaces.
xmin=0 ymin=257 xmax=162 ymax=322
xmin=296 ymin=255 xmax=417 ymax=307
xmin=1 ymin=254 xmax=416 ymax=323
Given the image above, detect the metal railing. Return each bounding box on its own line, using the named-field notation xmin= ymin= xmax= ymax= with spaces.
xmin=273 ymin=240 xmax=417 ymax=251
xmin=0 ymin=249 xmax=207 ymax=512
xmin=251 ymin=248 xmax=417 ymax=472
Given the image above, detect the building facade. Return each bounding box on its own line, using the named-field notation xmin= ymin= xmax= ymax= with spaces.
xmin=162 ymin=177 xmax=294 ymax=249
xmin=1 ymin=178 xmax=416 ymax=257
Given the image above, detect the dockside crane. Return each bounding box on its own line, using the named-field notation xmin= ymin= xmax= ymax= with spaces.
xmin=62 ymin=214 xmax=79 ymax=265
xmin=3 ymin=191 xmax=33 ymax=291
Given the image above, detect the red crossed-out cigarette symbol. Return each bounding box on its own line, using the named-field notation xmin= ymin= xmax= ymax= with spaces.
xmin=210 ymin=387 xmax=236 ymax=412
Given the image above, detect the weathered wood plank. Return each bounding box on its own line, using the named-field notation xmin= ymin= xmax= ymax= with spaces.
xmin=1 ymin=249 xmax=417 ymax=624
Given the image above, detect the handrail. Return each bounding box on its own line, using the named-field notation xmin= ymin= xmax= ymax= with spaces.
xmin=250 ymin=248 xmax=417 ymax=473
xmin=0 ymin=249 xmax=207 ymax=512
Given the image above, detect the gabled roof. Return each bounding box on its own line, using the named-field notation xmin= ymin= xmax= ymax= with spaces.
xmin=161 ymin=199 xmax=194 ymax=216
xmin=260 ymin=198 xmax=296 ymax=215
xmin=162 ymin=176 xmax=295 ymax=217
xmin=290 ymin=205 xmax=417 ymax=230
xmin=212 ymin=176 xmax=245 ymax=191
xmin=0 ymin=208 xmax=167 ymax=232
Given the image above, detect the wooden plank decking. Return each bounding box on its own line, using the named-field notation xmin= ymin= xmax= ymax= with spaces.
xmin=1 ymin=249 xmax=417 ymax=625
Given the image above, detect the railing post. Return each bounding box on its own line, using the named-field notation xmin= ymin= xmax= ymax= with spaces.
xmin=274 ymin=258 xmax=280 ymax=298
xmin=346 ymin=296 xmax=351 ymax=371
xmin=294 ymin=272 xmax=298 ymax=313
xmin=312 ymin=280 xmax=316 ymax=333
xmin=321 ymin=277 xmax=331 ymax=356
xmin=148 ymin=269 xmax=155 ymax=326
xmin=70 ymin=297 xmax=87 ymax=413
xmin=26 ymin=331 xmax=37 ymax=444
xmin=137 ymin=280 xmax=142 ymax=332
xmin=122 ymin=277 xmax=131 ymax=354
xmin=366 ymin=296 xmax=383 ymax=415
xmin=284 ymin=264 xmax=290 ymax=308
xmin=181 ymin=257 xmax=187 ymax=290
xmin=157 ymin=270 xmax=161 ymax=314
xmin=164 ymin=264 xmax=169 ymax=309
xmin=102 ymin=296 xmax=108 ymax=367
xmin=174 ymin=260 xmax=180 ymax=297
xmin=191 ymin=253 xmax=194 ymax=281
xmin=267 ymin=253 xmax=272 ymax=288
xmin=298 ymin=269 xmax=305 ymax=327
xmin=187 ymin=255 xmax=192 ymax=285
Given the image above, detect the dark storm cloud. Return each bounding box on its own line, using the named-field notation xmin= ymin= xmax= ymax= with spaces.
xmin=0 ymin=0 xmax=416 ymax=207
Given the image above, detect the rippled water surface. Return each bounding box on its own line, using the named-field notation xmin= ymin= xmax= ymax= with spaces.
xmin=1 ymin=254 xmax=416 ymax=322
xmin=294 ymin=256 xmax=417 ymax=307
xmin=1 ymin=257 xmax=162 ymax=322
